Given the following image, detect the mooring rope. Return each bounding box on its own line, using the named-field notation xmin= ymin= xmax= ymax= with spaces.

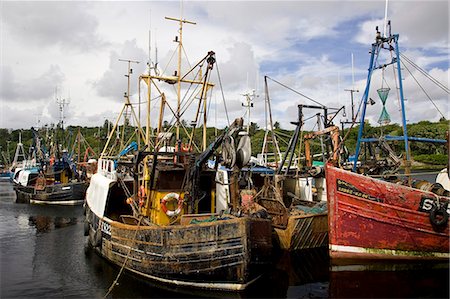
xmin=103 ymin=216 xmax=143 ymax=298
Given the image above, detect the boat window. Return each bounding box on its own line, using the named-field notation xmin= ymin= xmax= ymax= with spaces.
xmin=104 ymin=181 xmax=133 ymax=221
xmin=197 ymin=172 xmax=214 ymax=213
xmin=156 ymin=170 xmax=185 ymax=190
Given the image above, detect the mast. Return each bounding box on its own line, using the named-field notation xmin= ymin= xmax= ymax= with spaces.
xmin=352 ymin=24 xmax=411 ymax=173
xmin=118 ymin=59 xmax=140 ymax=149
xmin=165 ymin=16 xmax=196 ymax=143
xmin=261 ymin=76 xmax=282 ymax=166
xmin=242 ymin=90 xmax=255 ymax=134
xmin=12 ymin=131 xmax=27 ymax=169
xmin=101 ymin=60 xmax=146 ymax=158
xmin=55 ymin=88 xmax=70 ymax=153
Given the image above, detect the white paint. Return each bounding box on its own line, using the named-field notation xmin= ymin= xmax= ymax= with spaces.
xmin=436 ymin=168 xmax=450 ymax=192
xmin=86 ymin=170 xmax=116 ymax=217
xmin=330 ymin=244 xmax=450 ymax=259
xmin=30 ymin=199 xmax=84 ymax=205
xmin=215 ymin=169 xmax=230 ymax=213
xmin=298 ymin=177 xmax=313 ymax=201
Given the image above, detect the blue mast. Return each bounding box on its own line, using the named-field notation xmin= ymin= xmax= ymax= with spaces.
xmin=352 ymin=24 xmax=411 ymax=172
xmin=393 ymin=34 xmax=411 ymax=162
xmin=352 ymin=42 xmax=377 ymax=172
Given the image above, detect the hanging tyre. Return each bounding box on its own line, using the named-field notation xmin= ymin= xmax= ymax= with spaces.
xmin=429 ymin=203 xmax=449 ymax=230
xmin=93 ymin=229 xmax=102 ymax=247
xmin=84 ymin=219 xmax=90 ymax=236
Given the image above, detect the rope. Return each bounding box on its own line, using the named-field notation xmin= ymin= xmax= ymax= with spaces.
xmin=266 ymin=76 xmax=325 ymax=107
xmin=103 ymin=216 xmax=143 ymax=298
xmin=401 ymin=60 xmax=447 ymax=119
xmin=388 ymin=46 xmax=402 ymax=114
xmin=215 ymin=62 xmax=231 ymax=126
xmin=400 ymin=53 xmax=450 ymax=94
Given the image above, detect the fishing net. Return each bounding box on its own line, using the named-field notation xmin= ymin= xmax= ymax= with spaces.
xmin=377 ymin=87 xmax=391 ymax=125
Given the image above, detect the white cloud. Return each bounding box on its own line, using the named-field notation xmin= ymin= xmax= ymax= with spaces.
xmin=1 ymin=64 xmax=65 ymax=102
xmin=2 ymin=1 xmax=107 ymax=52
xmin=91 ymin=39 xmax=148 ymax=99
xmin=1 ymin=0 xmax=448 ymax=131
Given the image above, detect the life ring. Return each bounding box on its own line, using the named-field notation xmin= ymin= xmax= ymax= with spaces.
xmin=138 ymin=185 xmax=146 ymax=207
xmin=181 ymin=144 xmax=191 ymax=152
xmin=161 ymin=193 xmax=184 ymax=217
xmin=429 ymin=203 xmax=449 ymax=230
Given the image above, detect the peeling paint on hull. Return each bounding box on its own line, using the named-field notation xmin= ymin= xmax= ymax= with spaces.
xmin=274 ymin=213 xmax=328 ymax=251
xmin=326 ymin=164 xmax=450 ymax=261
xmin=85 ymin=206 xmax=273 ymax=291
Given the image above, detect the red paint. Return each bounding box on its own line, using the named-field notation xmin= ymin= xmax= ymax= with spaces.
xmin=326 ymin=164 xmax=450 ymax=261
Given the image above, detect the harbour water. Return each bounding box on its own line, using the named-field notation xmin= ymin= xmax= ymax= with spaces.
xmin=0 ymin=178 xmax=448 ymax=298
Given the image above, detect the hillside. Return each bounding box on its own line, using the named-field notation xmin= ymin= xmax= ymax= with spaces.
xmin=1 ymin=119 xmax=448 ymax=167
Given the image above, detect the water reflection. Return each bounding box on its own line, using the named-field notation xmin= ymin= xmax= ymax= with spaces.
xmin=1 ymin=178 xmax=449 ymax=298
xmin=330 ymin=261 xmax=449 ymax=298
xmin=28 ymin=216 xmax=78 ymax=233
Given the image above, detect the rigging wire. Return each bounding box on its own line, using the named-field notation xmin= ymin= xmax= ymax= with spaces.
xmin=181 ymin=45 xmax=193 ymax=76
xmin=215 ymin=61 xmax=231 ymax=126
xmin=400 ymin=53 xmax=450 ymax=94
xmin=161 ymin=47 xmax=178 ymax=76
xmin=266 ymin=76 xmax=325 ymax=107
xmin=388 ymin=46 xmax=402 ymax=112
xmin=401 ymin=60 xmax=447 ymax=119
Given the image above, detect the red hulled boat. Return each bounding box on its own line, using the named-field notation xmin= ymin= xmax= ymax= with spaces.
xmin=326 ymin=163 xmax=449 ymax=261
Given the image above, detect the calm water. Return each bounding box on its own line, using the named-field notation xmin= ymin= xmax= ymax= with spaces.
xmin=0 ymin=178 xmax=448 ymax=298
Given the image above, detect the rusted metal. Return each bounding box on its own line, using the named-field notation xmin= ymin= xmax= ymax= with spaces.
xmin=255 ymin=174 xmax=329 ymax=251
xmin=86 ymin=207 xmax=272 ymax=291
xmin=326 ymin=163 xmax=450 ymax=262
xmin=275 ymin=213 xmax=328 ymax=251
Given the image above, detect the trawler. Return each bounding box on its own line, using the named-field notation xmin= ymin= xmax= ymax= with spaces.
xmin=84 ymin=16 xmax=272 ymax=291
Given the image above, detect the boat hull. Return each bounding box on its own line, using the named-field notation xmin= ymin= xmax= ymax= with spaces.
xmin=326 ymin=164 xmax=450 ymax=261
xmin=85 ymin=206 xmax=273 ymax=291
xmin=258 ymin=196 xmax=328 ymax=251
xmin=275 ymin=213 xmax=328 ymax=251
xmin=14 ymin=182 xmax=87 ymax=205
xmin=274 ymin=213 xmax=328 ymax=251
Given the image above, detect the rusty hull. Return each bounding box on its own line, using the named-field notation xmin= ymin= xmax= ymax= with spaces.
xmin=275 ymin=213 xmax=328 ymax=251
xmin=86 ymin=207 xmax=272 ymax=291
xmin=326 ymin=164 xmax=450 ymax=261
xmin=258 ymin=197 xmax=328 ymax=251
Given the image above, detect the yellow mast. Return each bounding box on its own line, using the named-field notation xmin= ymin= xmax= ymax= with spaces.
xmin=100 ymin=59 xmax=146 ymax=159
xmin=119 ymin=59 xmax=139 ymax=149
xmin=164 ymin=16 xmax=196 ymax=143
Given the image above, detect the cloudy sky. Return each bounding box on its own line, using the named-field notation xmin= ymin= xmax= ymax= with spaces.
xmin=1 ymin=0 xmax=449 ymax=132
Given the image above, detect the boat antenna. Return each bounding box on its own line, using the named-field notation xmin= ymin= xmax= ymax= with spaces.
xmin=147 ymin=10 xmax=159 ymax=76
xmin=148 ymin=10 xmax=152 ymax=75
xmin=345 ymin=53 xmax=359 ymax=122
xmin=241 ymin=90 xmax=256 ymax=134
xmin=383 ymin=0 xmax=389 ymax=38
xmin=155 ymin=28 xmax=159 ymax=74
xmin=55 ymin=87 xmax=70 ymax=131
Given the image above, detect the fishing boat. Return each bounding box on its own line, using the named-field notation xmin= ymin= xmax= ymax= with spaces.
xmin=0 ymin=147 xmax=12 ymax=179
xmin=327 ymin=22 xmax=450 ymax=261
xmin=9 ymin=133 xmax=28 ymax=181
xmin=247 ymin=82 xmax=344 ymax=251
xmin=256 ymin=106 xmax=339 ymax=252
xmin=14 ymin=127 xmax=89 ymax=205
xmin=84 ymin=16 xmax=272 ymax=291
